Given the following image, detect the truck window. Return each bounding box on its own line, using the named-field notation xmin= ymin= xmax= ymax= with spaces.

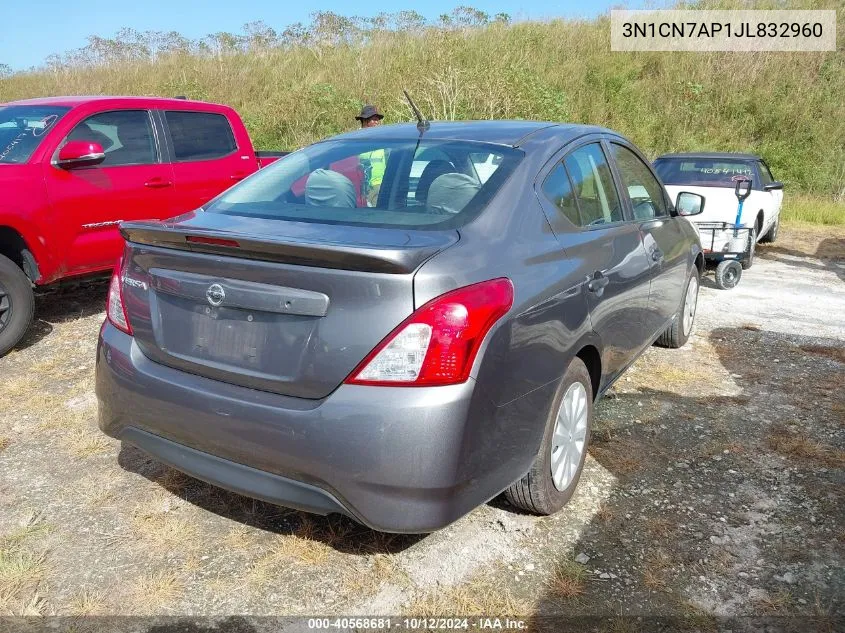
xmin=65 ymin=110 xmax=157 ymax=167
xmin=0 ymin=105 xmax=70 ymax=164
xmin=165 ymin=111 xmax=237 ymax=161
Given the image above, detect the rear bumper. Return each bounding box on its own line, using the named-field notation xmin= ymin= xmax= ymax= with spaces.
xmin=96 ymin=322 xmax=545 ymax=533
xmin=120 ymin=427 xmax=350 ymax=517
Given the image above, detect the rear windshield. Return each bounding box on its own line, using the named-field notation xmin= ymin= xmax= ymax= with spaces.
xmin=0 ymin=105 xmax=70 ymax=164
xmin=206 ymin=139 xmax=523 ymax=229
xmin=654 ymin=157 xmax=755 ymax=187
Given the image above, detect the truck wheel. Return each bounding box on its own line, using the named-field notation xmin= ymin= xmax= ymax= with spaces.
xmin=715 ymin=260 xmax=742 ymax=290
xmin=0 ymin=254 xmax=35 ymax=357
xmin=741 ymin=227 xmax=756 ymax=270
xmin=505 ymin=357 xmax=593 ymax=515
xmin=656 ymin=267 xmax=700 ymax=349
xmin=760 ymin=216 xmax=779 ymax=244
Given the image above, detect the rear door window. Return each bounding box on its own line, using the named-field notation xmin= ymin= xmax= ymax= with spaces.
xmin=65 ymin=110 xmax=157 ymax=166
xmin=541 ymin=163 xmax=580 ymax=227
xmin=164 ymin=111 xmax=237 ymax=161
xmin=562 ymin=143 xmax=624 ymax=226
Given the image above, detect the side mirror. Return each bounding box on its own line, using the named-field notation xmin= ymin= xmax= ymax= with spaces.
xmin=764 ymin=181 xmax=784 ymax=191
xmin=675 ymin=192 xmax=705 ymax=216
xmin=57 ymin=140 xmax=105 ymax=169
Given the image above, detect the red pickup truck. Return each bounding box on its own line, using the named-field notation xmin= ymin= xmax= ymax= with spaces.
xmin=0 ymin=96 xmax=286 ymax=356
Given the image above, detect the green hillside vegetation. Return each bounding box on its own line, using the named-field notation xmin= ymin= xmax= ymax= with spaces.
xmin=1 ymin=3 xmax=843 ymax=217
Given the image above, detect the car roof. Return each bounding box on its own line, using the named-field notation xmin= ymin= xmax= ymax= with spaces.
xmin=656 ymin=152 xmax=762 ymax=161
xmin=2 ymin=95 xmax=223 ymax=109
xmin=329 ymin=120 xmax=613 ymax=148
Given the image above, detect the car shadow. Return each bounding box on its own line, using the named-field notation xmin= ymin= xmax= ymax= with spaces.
xmin=699 ymin=269 xmax=723 ymax=290
xmin=758 ymin=237 xmax=845 ymax=283
xmin=522 ymin=326 xmax=844 ymax=629
xmin=116 ymin=442 xmax=425 ymax=555
xmin=13 ymin=278 xmax=109 ymax=351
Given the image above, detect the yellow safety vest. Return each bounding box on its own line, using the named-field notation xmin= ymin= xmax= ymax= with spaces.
xmin=360 ymin=149 xmax=386 ymax=188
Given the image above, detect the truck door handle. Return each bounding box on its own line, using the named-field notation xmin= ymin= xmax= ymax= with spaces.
xmin=587 ymin=272 xmax=610 ymax=293
xmin=230 ymin=173 xmax=246 ymax=181
xmin=144 ymin=179 xmax=173 ymax=189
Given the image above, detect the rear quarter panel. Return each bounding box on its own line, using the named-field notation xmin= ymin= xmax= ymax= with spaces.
xmin=412 ymin=159 xmax=598 ymax=505
xmin=413 ymin=161 xmax=594 ymax=408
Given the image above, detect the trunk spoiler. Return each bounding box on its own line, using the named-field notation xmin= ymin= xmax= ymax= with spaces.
xmin=120 ymin=220 xmax=458 ymax=275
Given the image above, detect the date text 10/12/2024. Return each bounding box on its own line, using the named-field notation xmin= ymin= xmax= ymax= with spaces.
xmin=307 ymin=618 xmax=528 ymax=630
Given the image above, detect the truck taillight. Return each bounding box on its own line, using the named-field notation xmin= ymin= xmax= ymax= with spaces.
xmin=106 ymin=255 xmax=132 ymax=335
xmin=345 ymin=278 xmax=513 ymax=387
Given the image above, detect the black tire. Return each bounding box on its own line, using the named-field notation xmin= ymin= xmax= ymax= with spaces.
xmin=760 ymin=216 xmax=779 ymax=244
xmin=505 ymin=357 xmax=593 ymax=515
xmin=655 ymin=266 xmax=700 ymax=349
xmin=741 ymin=226 xmax=757 ymax=270
xmin=715 ymin=259 xmax=742 ymax=290
xmin=0 ymin=254 xmax=35 ymax=357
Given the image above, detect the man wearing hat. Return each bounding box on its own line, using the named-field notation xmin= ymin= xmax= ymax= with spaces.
xmin=356 ymin=104 xmax=383 ymax=128
xmin=356 ymin=105 xmax=385 ymax=206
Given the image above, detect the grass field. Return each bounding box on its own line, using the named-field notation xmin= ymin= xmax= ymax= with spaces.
xmin=781 ymin=195 xmax=845 ymax=226
xmin=1 ymin=1 xmax=843 ymax=203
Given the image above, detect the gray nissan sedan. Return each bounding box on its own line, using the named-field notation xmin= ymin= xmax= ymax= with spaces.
xmin=96 ymin=121 xmax=705 ymax=533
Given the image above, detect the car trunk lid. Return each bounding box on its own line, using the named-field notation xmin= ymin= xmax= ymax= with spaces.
xmin=120 ymin=213 xmax=458 ymax=399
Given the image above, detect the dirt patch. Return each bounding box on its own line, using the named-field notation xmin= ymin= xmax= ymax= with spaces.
xmin=800 ymin=344 xmax=845 ymax=364
xmin=762 ymin=224 xmax=845 ymax=260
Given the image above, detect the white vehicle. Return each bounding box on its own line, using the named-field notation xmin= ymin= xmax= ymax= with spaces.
xmin=654 ymin=153 xmax=784 ymax=269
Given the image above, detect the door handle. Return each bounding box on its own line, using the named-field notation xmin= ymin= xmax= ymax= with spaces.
xmin=587 ymin=272 xmax=610 ymax=293
xmin=144 ymin=179 xmax=173 ymax=189
xmin=651 ymin=249 xmax=664 ymax=262
xmin=230 ymin=173 xmax=246 ymax=181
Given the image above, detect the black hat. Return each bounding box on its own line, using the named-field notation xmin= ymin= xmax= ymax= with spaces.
xmin=355 ymin=105 xmax=384 ymax=121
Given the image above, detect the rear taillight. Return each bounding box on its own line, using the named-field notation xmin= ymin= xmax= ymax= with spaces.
xmin=106 ymin=255 xmax=132 ymax=335
xmin=346 ymin=278 xmax=513 ymax=387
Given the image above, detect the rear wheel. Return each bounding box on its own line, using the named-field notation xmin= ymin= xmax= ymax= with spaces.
xmin=715 ymin=259 xmax=742 ymax=290
xmin=0 ymin=254 xmax=35 ymax=357
xmin=505 ymin=357 xmax=593 ymax=515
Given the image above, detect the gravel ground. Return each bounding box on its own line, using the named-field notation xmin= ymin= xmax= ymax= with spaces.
xmin=0 ymin=225 xmax=842 ymax=632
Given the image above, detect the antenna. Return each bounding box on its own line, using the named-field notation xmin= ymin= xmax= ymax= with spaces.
xmin=403 ymin=90 xmax=430 ymax=133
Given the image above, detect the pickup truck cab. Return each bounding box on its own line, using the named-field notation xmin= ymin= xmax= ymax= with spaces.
xmin=0 ymin=96 xmax=285 ymax=355
xmin=653 ymin=152 xmax=784 ymax=269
